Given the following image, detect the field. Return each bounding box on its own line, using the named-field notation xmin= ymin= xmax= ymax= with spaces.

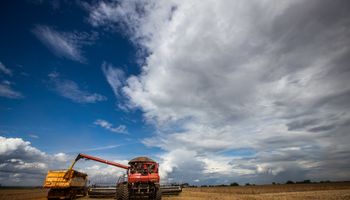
xmin=163 ymin=183 xmax=350 ymax=200
xmin=1 ymin=183 xmax=350 ymax=200
xmin=0 ymin=188 xmax=47 ymax=200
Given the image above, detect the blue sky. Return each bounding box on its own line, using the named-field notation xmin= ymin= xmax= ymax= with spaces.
xmin=1 ymin=0 xmax=350 ymax=186
xmin=0 ymin=1 xmax=157 ymax=158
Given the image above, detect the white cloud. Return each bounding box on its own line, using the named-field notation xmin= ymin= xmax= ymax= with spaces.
xmin=101 ymin=62 xmax=125 ymax=97
xmin=0 ymin=82 xmax=23 ymax=99
xmin=83 ymin=144 xmax=121 ymax=152
xmin=53 ymin=153 xmax=69 ymax=162
xmin=0 ymin=62 xmax=12 ymax=76
xmin=28 ymin=134 xmax=39 ymax=139
xmin=88 ymin=0 xmax=350 ymax=184
xmin=0 ymin=136 xmax=44 ymax=156
xmin=94 ymin=119 xmax=127 ymax=134
xmin=32 ymin=25 xmax=98 ymax=63
xmin=49 ymin=72 xmax=107 ymax=103
xmin=0 ymin=63 xmax=23 ymax=99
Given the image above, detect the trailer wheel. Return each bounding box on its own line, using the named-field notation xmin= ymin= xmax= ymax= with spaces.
xmin=117 ymin=184 xmax=129 ymax=200
xmin=47 ymin=189 xmax=59 ymax=200
xmin=68 ymin=188 xmax=77 ymax=200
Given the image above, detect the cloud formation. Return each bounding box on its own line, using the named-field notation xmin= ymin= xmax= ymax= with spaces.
xmin=94 ymin=119 xmax=127 ymax=134
xmin=48 ymin=72 xmax=107 ymax=103
xmin=0 ymin=62 xmax=23 ymax=99
xmin=88 ymin=0 xmax=350 ymax=184
xmin=32 ymin=25 xmax=98 ymax=63
xmin=0 ymin=136 xmax=69 ymax=186
xmin=101 ymin=62 xmax=125 ymax=97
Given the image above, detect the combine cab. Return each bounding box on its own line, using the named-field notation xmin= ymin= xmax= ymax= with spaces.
xmin=43 ymin=169 xmax=87 ymax=199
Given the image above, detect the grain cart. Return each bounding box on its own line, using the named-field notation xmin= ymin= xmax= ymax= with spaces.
xmin=71 ymin=153 xmax=162 ymax=200
xmin=43 ymin=169 xmax=87 ymax=199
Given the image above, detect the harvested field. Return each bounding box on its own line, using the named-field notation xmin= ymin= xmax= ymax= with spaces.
xmin=0 ymin=188 xmax=48 ymax=200
xmin=1 ymin=183 xmax=350 ymax=200
xmin=163 ymin=182 xmax=350 ymax=200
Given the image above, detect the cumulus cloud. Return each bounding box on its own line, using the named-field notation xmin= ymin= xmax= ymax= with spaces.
xmin=32 ymin=25 xmax=98 ymax=63
xmin=94 ymin=119 xmax=127 ymax=134
xmin=0 ymin=136 xmax=69 ymax=186
xmin=87 ymin=0 xmax=350 ymax=184
xmin=48 ymin=72 xmax=107 ymax=103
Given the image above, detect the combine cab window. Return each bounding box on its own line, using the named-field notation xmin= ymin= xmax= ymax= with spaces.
xmin=129 ymin=163 xmax=157 ymax=174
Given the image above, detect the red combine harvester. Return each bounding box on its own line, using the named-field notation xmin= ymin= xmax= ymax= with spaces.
xmin=70 ymin=153 xmax=162 ymax=200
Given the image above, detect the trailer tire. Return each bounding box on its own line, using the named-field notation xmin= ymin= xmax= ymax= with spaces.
xmin=47 ymin=189 xmax=60 ymax=200
xmin=117 ymin=184 xmax=129 ymax=200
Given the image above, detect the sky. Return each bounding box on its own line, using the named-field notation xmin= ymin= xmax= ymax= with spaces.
xmin=1 ymin=0 xmax=350 ymax=186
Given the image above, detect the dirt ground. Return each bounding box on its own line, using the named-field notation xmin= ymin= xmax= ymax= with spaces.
xmin=1 ymin=183 xmax=350 ymax=200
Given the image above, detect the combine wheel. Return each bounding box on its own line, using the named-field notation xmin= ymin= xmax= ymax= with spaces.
xmin=156 ymin=189 xmax=162 ymax=200
xmin=117 ymin=183 xmax=129 ymax=200
xmin=115 ymin=187 xmax=119 ymax=199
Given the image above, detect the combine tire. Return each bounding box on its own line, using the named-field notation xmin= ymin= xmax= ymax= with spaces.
xmin=156 ymin=189 xmax=162 ymax=200
xmin=117 ymin=184 xmax=129 ymax=200
xmin=115 ymin=186 xmax=120 ymax=200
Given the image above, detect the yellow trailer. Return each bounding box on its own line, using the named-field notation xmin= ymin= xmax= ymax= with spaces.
xmin=44 ymin=169 xmax=87 ymax=199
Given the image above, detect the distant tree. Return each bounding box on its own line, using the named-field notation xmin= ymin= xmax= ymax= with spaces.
xmin=181 ymin=183 xmax=189 ymax=188
xmin=286 ymin=180 xmax=295 ymax=184
xmin=303 ymin=180 xmax=311 ymax=184
xmin=230 ymin=182 xmax=239 ymax=186
xmin=217 ymin=184 xmax=228 ymax=187
xmin=320 ymin=180 xmax=331 ymax=183
xmin=272 ymin=182 xmax=276 ymax=185
xmin=245 ymin=183 xmax=251 ymax=186
xmin=200 ymin=185 xmax=208 ymax=187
